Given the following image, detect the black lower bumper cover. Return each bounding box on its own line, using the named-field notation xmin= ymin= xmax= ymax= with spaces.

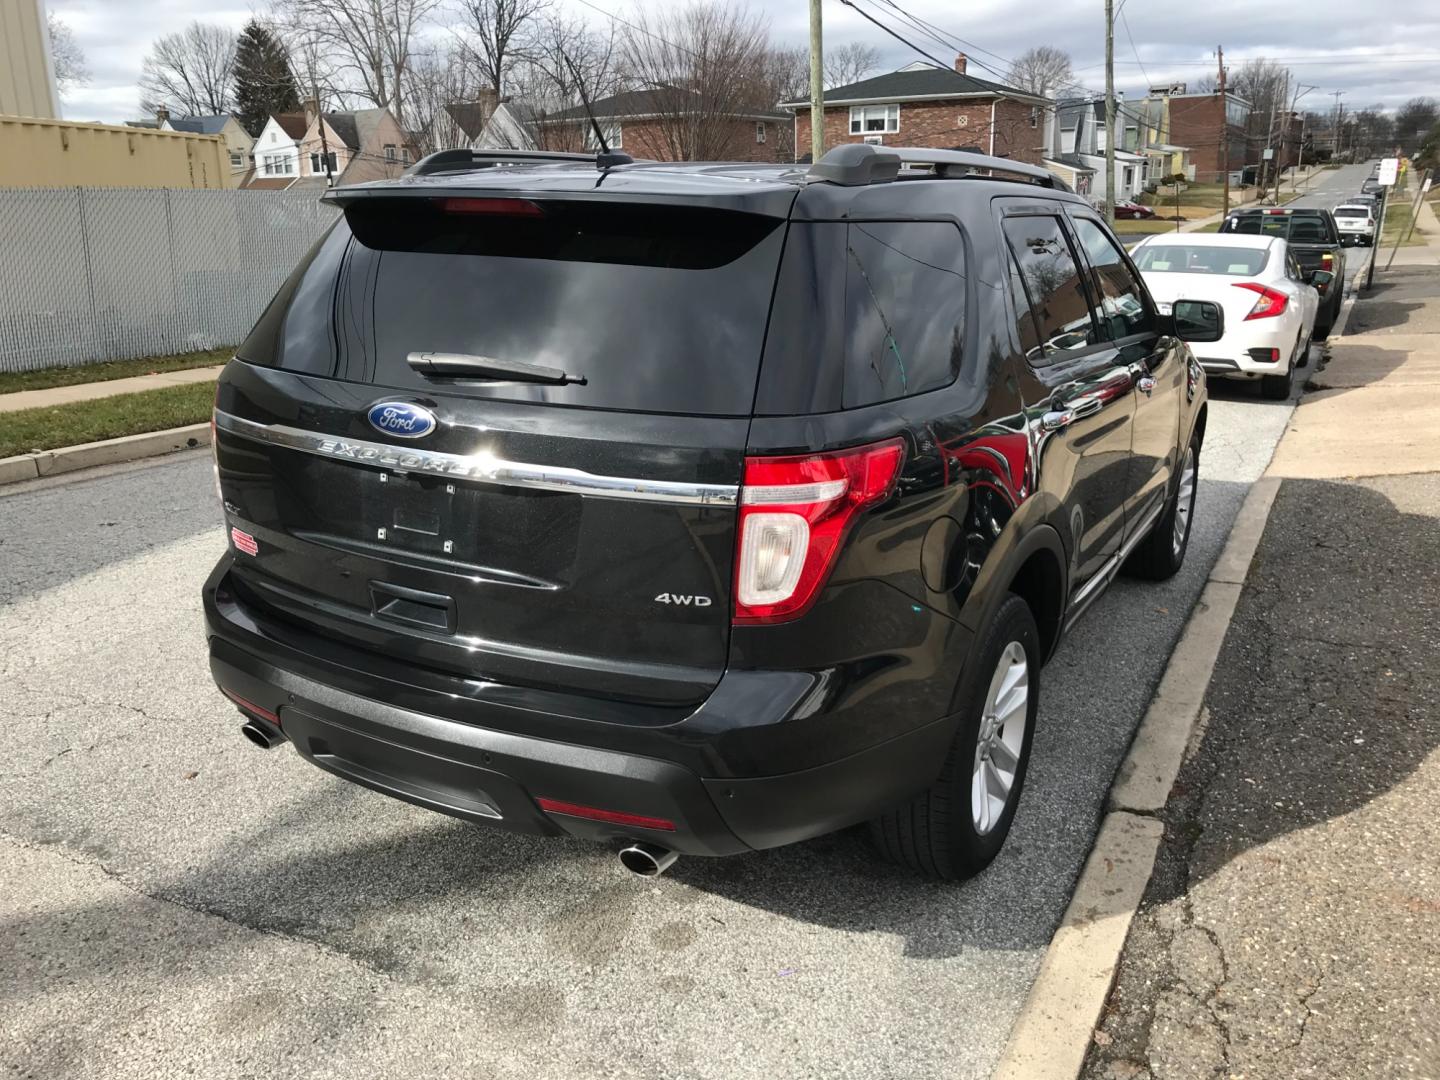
xmin=210 ymin=636 xmax=953 ymax=858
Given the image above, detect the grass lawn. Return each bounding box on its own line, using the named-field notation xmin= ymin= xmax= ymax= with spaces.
xmin=1112 ymin=219 xmax=1183 ymax=235
xmin=0 ymin=346 xmax=232 ymax=396
xmin=1191 ymin=222 xmax=1224 ymax=233
xmin=0 ymin=381 xmax=215 ymax=458
xmin=1381 ymin=198 xmax=1428 ymax=247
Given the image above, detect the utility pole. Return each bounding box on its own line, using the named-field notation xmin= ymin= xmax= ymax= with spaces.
xmin=311 ymin=76 xmax=334 ymax=187
xmin=1219 ymin=46 xmax=1229 ymax=214
xmin=1281 ymin=83 xmax=1317 ymax=200
xmin=1261 ymin=79 xmax=1279 ymax=201
xmin=1330 ymin=89 xmax=1345 ymax=160
xmin=1104 ymin=0 xmax=1115 ymax=223
xmin=808 ymin=0 xmax=824 ymax=164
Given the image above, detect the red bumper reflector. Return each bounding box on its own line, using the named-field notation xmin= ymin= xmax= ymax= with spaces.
xmin=536 ymin=797 xmax=676 ymax=832
xmin=222 ymin=689 xmax=280 ymax=725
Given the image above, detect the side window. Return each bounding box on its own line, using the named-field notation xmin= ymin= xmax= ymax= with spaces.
xmin=1006 ymin=249 xmax=1044 ymax=363
xmin=1002 ymin=215 xmax=1100 ymax=362
xmin=841 ymin=221 xmax=966 ymax=407
xmin=1071 ymin=217 xmax=1156 ymax=339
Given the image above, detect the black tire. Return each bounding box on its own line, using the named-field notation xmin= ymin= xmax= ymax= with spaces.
xmin=1296 ymin=330 xmax=1312 ymax=369
xmin=1261 ymin=341 xmax=1296 ymax=400
xmin=1313 ymin=317 xmax=1332 ymax=342
xmin=869 ymin=594 xmax=1040 ymax=881
xmin=1123 ymin=431 xmax=1199 ymax=581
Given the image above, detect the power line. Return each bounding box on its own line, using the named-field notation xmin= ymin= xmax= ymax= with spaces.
xmin=836 ymin=0 xmax=955 ymax=76
xmin=1118 ymin=10 xmax=1151 ymax=90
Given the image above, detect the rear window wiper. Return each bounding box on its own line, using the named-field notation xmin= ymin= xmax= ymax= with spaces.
xmin=406 ymin=352 xmax=586 ymax=385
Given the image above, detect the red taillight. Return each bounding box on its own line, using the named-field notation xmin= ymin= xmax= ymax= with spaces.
xmin=733 ymin=438 xmax=906 ymax=624
xmin=1234 ymin=282 xmax=1289 ymax=321
xmin=222 ymin=688 xmax=279 ymax=726
xmin=1321 ymin=251 xmax=1335 ymax=268
xmin=535 ymin=798 xmax=676 ymax=832
xmin=434 ymin=197 xmax=543 ymax=216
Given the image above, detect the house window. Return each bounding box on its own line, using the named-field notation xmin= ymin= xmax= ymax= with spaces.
xmin=262 ymin=154 xmax=292 ymax=176
xmin=583 ymin=123 xmax=622 ymax=151
xmin=384 ymin=144 xmax=397 ymax=162
xmin=229 ymin=151 xmax=243 ymax=168
xmin=1030 ymin=107 xmax=1040 ymax=129
xmin=849 ymin=104 xmax=899 ymax=134
xmin=310 ymin=151 xmax=337 ymax=174
xmin=755 ymin=122 xmax=766 ymax=144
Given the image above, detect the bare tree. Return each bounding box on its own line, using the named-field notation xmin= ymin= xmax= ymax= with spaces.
xmin=454 ymin=0 xmax=550 ymax=99
xmin=619 ymin=1 xmax=775 ymax=161
xmin=406 ymin=41 xmax=486 ymax=155
xmin=138 ymin=22 xmax=238 ymax=116
xmin=47 ymin=13 xmax=89 ymax=97
xmin=1005 ymin=46 xmax=1073 ymax=99
xmin=504 ymin=13 xmax=620 ymax=150
xmin=1229 ymin=58 xmax=1288 ymax=125
xmin=824 ymin=41 xmax=879 ymax=89
xmin=279 ymin=0 xmax=440 ymax=130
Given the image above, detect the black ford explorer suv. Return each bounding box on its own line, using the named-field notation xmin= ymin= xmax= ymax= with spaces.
xmin=1221 ymin=207 xmax=1345 ymax=339
xmin=205 ymin=144 xmax=1218 ymax=880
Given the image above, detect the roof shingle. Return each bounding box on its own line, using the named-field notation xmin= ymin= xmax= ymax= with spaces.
xmin=781 ymin=66 xmax=1046 ymax=107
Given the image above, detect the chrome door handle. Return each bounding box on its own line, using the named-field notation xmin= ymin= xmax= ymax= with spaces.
xmin=1137 ymin=376 xmax=1157 ymax=396
xmin=1041 ymin=409 xmax=1074 ymax=432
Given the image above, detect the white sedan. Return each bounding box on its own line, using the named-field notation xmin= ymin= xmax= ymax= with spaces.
xmin=1130 ymin=233 xmax=1324 ymax=400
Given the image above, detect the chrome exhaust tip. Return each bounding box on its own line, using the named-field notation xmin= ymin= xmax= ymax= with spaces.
xmin=618 ymin=842 xmax=678 ymax=878
xmin=240 ymin=720 xmax=285 ymax=750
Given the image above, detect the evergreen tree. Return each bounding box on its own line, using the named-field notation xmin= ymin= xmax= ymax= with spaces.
xmin=233 ymin=20 xmax=301 ymax=136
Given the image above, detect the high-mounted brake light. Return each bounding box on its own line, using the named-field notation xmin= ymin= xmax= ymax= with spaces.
xmin=1234 ymin=281 xmax=1289 ymax=321
xmin=734 ymin=438 xmax=906 ymax=624
xmin=434 ymin=197 xmax=544 ymax=217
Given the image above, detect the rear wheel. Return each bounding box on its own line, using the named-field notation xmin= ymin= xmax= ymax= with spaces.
xmin=1261 ymin=336 xmax=1298 ymax=399
xmin=869 ymin=595 xmax=1039 ymax=880
xmin=1123 ymin=433 xmax=1198 ymax=580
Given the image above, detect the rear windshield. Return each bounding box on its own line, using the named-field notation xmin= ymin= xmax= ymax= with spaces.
xmin=1334 ymin=207 xmax=1369 ymax=218
xmin=1222 ymin=213 xmax=1337 ymax=244
xmin=1134 ymin=243 xmax=1268 ymax=276
xmin=239 ymin=198 xmax=787 ymax=416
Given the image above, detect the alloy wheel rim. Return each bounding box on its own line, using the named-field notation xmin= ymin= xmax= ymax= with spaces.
xmin=971 ymin=641 xmax=1029 ymax=836
xmin=1173 ymin=447 xmax=1196 ymax=556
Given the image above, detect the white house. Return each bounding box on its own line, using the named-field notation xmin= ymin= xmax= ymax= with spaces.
xmin=474 ymin=100 xmax=543 ymax=151
xmin=243 ymin=112 xmax=308 ymax=188
xmin=1042 ymin=98 xmax=1149 ymax=204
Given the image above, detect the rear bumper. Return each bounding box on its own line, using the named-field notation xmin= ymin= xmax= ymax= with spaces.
xmin=204 ymin=560 xmax=955 ymax=856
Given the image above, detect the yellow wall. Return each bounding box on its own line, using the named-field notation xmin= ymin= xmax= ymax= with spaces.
xmin=0 ymin=116 xmax=232 ymax=189
xmin=0 ymin=0 xmax=60 ymax=120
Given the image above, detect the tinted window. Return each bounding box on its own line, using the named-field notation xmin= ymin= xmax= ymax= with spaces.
xmin=1003 ymin=215 xmax=1099 ymax=362
xmin=1224 ymin=213 xmax=1337 ymax=244
xmin=840 ymin=221 xmax=966 ymax=408
xmin=1334 ymin=207 xmax=1369 ymax=218
xmin=1071 ymin=218 xmax=1155 ymax=338
xmin=1007 ymin=250 xmax=1044 ymax=363
xmin=255 ymin=199 xmax=786 ymax=416
xmin=1134 ymin=243 xmax=1268 ymax=277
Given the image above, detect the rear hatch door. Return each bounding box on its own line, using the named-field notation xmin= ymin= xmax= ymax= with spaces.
xmin=215 ymin=186 xmax=793 ymax=706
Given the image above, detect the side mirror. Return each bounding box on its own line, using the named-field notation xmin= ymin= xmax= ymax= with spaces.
xmin=1170 ymin=299 xmax=1224 ymax=343
xmin=1306 ymin=269 xmax=1335 ymax=292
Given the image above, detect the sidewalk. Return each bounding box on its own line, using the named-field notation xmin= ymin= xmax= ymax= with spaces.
xmin=1083 ymin=226 xmax=1440 ymax=1078
xmin=0 ymin=364 xmax=222 ymax=414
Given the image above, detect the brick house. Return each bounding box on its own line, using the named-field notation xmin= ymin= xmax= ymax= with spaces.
xmin=780 ymin=56 xmax=1051 ymax=164
xmin=543 ymin=88 xmax=788 ymax=162
xmin=1163 ymin=91 xmax=1252 ymax=184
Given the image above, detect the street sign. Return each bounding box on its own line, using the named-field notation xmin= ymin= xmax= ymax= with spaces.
xmin=1262 ymin=147 xmax=1274 ymax=161
xmin=1378 ymin=157 xmax=1399 ymax=186
xmin=1425 ymin=177 xmax=1433 ymax=195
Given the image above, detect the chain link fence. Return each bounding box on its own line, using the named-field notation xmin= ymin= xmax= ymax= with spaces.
xmin=0 ymin=187 xmax=337 ymax=373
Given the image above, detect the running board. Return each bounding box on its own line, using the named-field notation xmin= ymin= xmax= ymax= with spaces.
xmin=1063 ymin=497 xmax=1166 ymax=632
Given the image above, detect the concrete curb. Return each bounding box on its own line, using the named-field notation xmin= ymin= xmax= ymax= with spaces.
xmin=0 ymin=423 xmax=210 ymax=486
xmin=992 ymin=812 xmax=1165 ymax=1080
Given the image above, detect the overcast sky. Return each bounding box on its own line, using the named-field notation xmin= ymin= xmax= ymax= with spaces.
xmin=49 ymin=0 xmax=1440 ymax=126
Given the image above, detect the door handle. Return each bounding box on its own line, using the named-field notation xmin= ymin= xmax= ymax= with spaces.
xmin=1137 ymin=376 xmax=1157 ymax=396
xmin=1041 ymin=395 xmax=1103 ymax=431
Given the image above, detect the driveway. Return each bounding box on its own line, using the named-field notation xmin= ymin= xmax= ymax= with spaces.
xmin=0 ymin=349 xmax=1319 ymax=1078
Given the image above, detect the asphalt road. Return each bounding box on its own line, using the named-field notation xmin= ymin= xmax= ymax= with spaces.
xmin=1281 ymin=161 xmax=1378 ymax=293
xmin=0 ymin=218 xmax=1365 ymax=1079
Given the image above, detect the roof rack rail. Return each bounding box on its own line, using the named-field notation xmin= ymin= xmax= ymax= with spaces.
xmin=890 ymin=148 xmax=1072 ymax=191
xmin=805 ymin=144 xmax=902 ymax=186
xmin=404 ymin=149 xmax=603 ymax=177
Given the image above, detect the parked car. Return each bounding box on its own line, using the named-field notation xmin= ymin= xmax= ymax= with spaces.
xmin=1114 ymin=200 xmax=1158 ymax=220
xmin=1333 ymin=203 xmax=1377 ymax=246
xmin=1361 ymin=177 xmax=1384 ymax=196
xmin=204 ymin=144 xmax=1218 ymax=881
xmin=1131 ymin=234 xmax=1324 ymax=399
xmin=1220 ymin=207 xmax=1345 ymax=339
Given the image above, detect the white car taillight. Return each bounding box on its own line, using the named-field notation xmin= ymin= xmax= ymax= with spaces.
xmin=733 ymin=438 xmax=905 ymax=624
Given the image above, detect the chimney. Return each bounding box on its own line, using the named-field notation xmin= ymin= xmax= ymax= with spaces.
xmin=303 ymin=98 xmax=320 ymax=126
xmin=155 ymin=106 xmax=169 ymax=125
xmin=954 ymin=53 xmax=968 ymax=75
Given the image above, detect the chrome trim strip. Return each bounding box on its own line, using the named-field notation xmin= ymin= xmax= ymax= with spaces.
xmin=214 ymin=411 xmax=739 ymax=507
xmin=1064 ymin=496 xmax=1167 ymax=630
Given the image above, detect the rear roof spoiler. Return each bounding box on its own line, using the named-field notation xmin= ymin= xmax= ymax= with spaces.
xmin=403 ymin=149 xmax=607 ymax=177
xmin=805 ymin=143 xmax=1072 ymax=192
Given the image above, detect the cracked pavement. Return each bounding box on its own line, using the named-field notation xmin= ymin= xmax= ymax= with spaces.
xmin=1083 ymin=474 xmax=1440 ymax=1080
xmin=1 ymin=358 xmax=1309 ymax=1079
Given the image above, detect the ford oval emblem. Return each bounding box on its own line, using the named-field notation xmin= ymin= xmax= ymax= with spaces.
xmin=367 ymin=401 xmax=436 ymax=439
